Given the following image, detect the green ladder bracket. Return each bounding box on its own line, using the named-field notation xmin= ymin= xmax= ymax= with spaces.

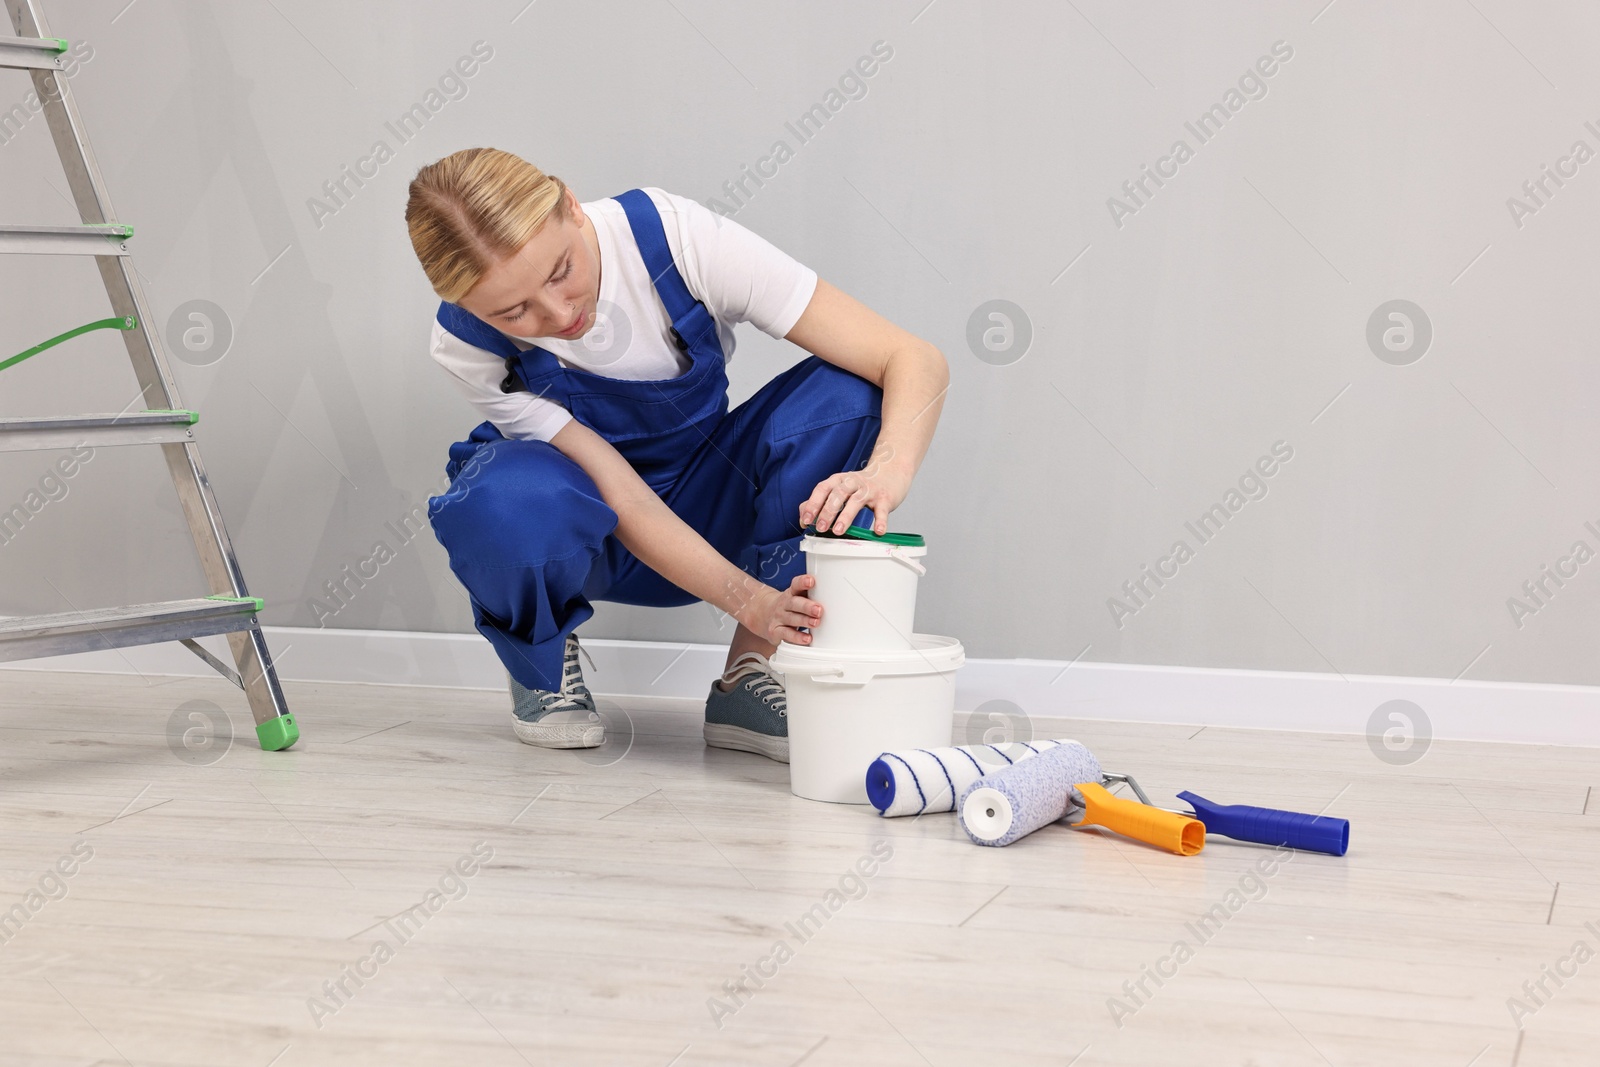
xmin=205 ymin=593 xmax=264 ymax=613
xmin=2 ymin=314 xmax=136 ymax=374
xmin=202 ymin=594 xmax=298 ymax=751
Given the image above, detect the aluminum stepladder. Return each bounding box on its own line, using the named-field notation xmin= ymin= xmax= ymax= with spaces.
xmin=0 ymin=0 xmax=297 ymax=751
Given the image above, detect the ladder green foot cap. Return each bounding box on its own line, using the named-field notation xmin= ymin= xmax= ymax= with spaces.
xmin=50 ymin=38 xmax=68 ymax=52
xmin=256 ymin=714 xmax=298 ymax=751
xmin=148 ymin=408 xmax=200 ymax=424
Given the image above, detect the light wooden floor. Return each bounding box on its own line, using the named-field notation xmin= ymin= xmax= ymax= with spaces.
xmin=0 ymin=668 xmax=1596 ymax=1066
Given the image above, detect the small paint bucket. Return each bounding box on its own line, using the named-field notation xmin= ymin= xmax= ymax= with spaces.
xmin=800 ymin=528 xmax=927 ymax=652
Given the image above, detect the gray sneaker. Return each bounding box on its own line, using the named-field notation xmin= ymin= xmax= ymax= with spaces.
xmin=509 ymin=634 xmax=602 ymax=749
xmin=703 ymin=652 xmax=788 ymax=763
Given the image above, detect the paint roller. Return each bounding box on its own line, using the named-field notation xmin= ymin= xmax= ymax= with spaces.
xmin=865 ymin=739 xmax=1080 ymax=817
xmin=958 ymin=746 xmax=1205 ymax=854
xmin=954 ymin=751 xmax=1348 ymax=855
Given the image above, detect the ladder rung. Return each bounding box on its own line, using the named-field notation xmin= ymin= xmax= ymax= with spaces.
xmin=0 ymin=34 xmax=66 ymax=70
xmin=0 ymin=223 xmax=132 ymax=256
xmin=0 ymin=410 xmax=198 ymax=452
xmin=0 ymin=596 xmax=264 ymax=664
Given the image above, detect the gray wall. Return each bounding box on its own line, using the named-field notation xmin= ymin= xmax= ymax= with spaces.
xmin=3 ymin=0 xmax=1597 ymax=688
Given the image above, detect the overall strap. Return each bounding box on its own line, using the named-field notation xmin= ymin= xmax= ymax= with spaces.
xmin=436 ymin=299 xmax=553 ymax=395
xmin=437 ymin=300 xmax=519 ymax=360
xmin=612 ymin=188 xmax=717 ymax=352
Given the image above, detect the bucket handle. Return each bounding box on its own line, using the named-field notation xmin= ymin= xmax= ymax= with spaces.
xmin=807 ymin=665 xmax=872 ymax=686
xmin=888 ymin=547 xmax=927 ymax=576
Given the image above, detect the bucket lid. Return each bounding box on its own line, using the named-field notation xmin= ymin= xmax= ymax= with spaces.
xmin=801 ymin=534 xmax=926 ymax=559
xmin=771 ymin=633 xmax=964 ymax=684
xmin=805 ymin=523 xmax=925 ymax=548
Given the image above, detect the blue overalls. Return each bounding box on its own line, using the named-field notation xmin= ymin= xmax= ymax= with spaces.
xmin=427 ymin=189 xmax=884 ymax=692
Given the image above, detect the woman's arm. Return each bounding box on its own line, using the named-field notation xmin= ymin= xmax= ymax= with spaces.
xmin=782 ymin=278 xmax=949 ymax=536
xmin=549 ymin=419 xmax=822 ymax=644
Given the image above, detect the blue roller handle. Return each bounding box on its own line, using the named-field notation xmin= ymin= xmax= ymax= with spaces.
xmin=1176 ymin=791 xmax=1350 ymax=857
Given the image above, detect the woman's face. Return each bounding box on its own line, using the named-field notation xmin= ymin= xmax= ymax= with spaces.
xmin=457 ymin=189 xmax=598 ymax=340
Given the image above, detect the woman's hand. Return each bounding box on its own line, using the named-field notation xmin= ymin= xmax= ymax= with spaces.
xmin=799 ymin=444 xmax=909 ymax=536
xmin=734 ymin=573 xmax=822 ymax=646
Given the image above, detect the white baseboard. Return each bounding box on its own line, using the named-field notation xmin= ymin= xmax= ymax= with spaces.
xmin=2 ymin=625 xmax=1597 ymax=747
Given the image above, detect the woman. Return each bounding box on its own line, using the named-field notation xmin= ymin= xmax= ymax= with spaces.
xmin=405 ymin=148 xmax=947 ymax=761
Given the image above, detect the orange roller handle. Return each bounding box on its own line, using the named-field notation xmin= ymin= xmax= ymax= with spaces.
xmin=1070 ymin=782 xmax=1206 ymax=856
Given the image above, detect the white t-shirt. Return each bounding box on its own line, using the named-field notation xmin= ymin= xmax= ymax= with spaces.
xmin=429 ymin=187 xmax=819 ymax=442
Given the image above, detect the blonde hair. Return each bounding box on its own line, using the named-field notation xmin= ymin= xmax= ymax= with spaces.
xmin=404 ymin=148 xmax=569 ymax=304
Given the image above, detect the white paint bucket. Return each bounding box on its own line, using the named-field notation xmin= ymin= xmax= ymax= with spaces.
xmin=771 ymin=633 xmax=964 ymax=804
xmin=801 ymin=533 xmax=928 ymax=651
